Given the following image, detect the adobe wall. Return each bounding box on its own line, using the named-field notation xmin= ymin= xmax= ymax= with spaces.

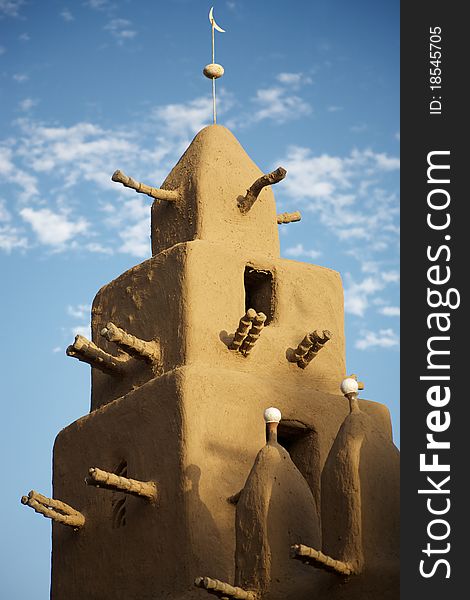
xmin=52 ymin=364 xmax=393 ymax=599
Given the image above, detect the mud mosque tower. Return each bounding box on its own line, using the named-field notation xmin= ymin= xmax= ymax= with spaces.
xmin=21 ymin=8 xmax=399 ymax=600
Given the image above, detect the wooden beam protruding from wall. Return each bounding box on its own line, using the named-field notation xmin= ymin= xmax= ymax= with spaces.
xmin=112 ymin=170 xmax=179 ymax=202
xmin=66 ymin=334 xmax=127 ymax=375
xmin=86 ymin=467 xmax=158 ymax=503
xmin=237 ymin=167 xmax=287 ymax=214
xmin=290 ymin=543 xmax=355 ymax=576
xmin=21 ymin=490 xmax=85 ymax=528
xmin=101 ymin=322 xmax=161 ymax=365
xmin=194 ymin=576 xmax=258 ymax=599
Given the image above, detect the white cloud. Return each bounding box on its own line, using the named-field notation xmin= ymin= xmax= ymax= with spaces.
xmin=381 ymin=270 xmax=399 ymax=283
xmin=153 ymin=96 xmax=212 ymax=140
xmin=379 ymin=306 xmax=400 ymax=317
xmin=13 ymin=73 xmax=29 ymax=83
xmin=350 ymin=123 xmax=368 ymax=133
xmin=60 ymin=9 xmax=74 ymax=22
xmin=344 ymin=275 xmax=385 ymax=317
xmin=0 ymin=198 xmax=11 ymax=221
xmin=2 ymin=115 xmax=172 ymax=256
xmin=104 ymin=19 xmax=137 ymax=43
xmin=0 ymin=0 xmax=24 ymax=17
xmin=18 ymin=33 xmax=30 ymax=42
xmin=19 ymin=98 xmax=38 ymax=111
xmin=373 ymin=152 xmax=400 ymax=171
xmin=355 ymin=328 xmax=399 ymax=350
xmin=276 ymin=72 xmax=312 ymax=87
xmin=0 ymin=46 xmax=5 ymax=56
xmin=15 ymin=119 xmax=138 ymax=189
xmin=72 ymin=324 xmax=91 ymax=338
xmin=327 ymin=105 xmax=343 ymax=112
xmin=85 ymin=241 xmax=112 ymax=254
xmin=118 ymin=219 xmax=150 ymax=258
xmin=0 ymin=224 xmax=28 ymax=252
xmin=20 ymin=207 xmax=89 ymax=247
xmin=0 ymin=87 xmax=397 ymax=270
xmin=277 ymin=146 xmax=399 ymax=250
xmin=67 ymin=304 xmax=90 ymax=320
xmin=343 ymin=264 xmax=399 ymax=317
xmin=252 ymin=87 xmax=311 ymax=123
xmin=67 ymin=304 xmax=92 ymax=342
xmin=284 ymin=243 xmax=321 ymax=260
xmin=86 ymin=0 xmax=109 ymax=10
xmin=0 ymin=145 xmax=39 ymax=199
xmin=106 ymin=197 xmax=151 ymax=258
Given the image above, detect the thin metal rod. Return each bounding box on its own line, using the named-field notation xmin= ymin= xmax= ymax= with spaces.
xmin=212 ymin=23 xmax=215 ymax=62
xmin=211 ymin=22 xmax=217 ymax=124
xmin=212 ymin=77 xmax=217 ymax=124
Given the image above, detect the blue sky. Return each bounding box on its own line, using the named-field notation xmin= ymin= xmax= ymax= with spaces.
xmin=0 ymin=0 xmax=399 ymax=596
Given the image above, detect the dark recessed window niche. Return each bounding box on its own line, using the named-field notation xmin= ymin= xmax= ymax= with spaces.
xmin=277 ymin=420 xmax=319 ymax=500
xmin=244 ymin=266 xmax=275 ymax=325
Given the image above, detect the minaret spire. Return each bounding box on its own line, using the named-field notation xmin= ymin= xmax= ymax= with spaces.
xmin=203 ymin=7 xmax=226 ymax=124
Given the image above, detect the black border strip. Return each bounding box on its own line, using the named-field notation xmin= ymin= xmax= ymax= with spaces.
xmin=401 ymin=2 xmax=466 ymax=598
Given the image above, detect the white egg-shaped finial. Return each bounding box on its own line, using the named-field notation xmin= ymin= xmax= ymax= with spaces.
xmin=203 ymin=63 xmax=225 ymax=79
xmin=340 ymin=377 xmax=359 ymax=396
xmin=264 ymin=407 xmax=282 ymax=424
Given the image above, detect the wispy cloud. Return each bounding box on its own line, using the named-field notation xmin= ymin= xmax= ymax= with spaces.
xmin=13 ymin=73 xmax=29 ymax=83
xmin=276 ymin=146 xmax=399 ymax=250
xmin=71 ymin=324 xmax=91 ymax=338
xmin=0 ymin=0 xmax=25 ymax=17
xmin=67 ymin=304 xmax=90 ymax=320
xmin=20 ymin=207 xmax=89 ymax=248
xmin=252 ymin=87 xmax=311 ymax=123
xmin=227 ymin=72 xmax=313 ymax=127
xmin=60 ymin=8 xmax=74 ymax=22
xmin=0 ymin=224 xmax=28 ymax=252
xmin=15 ymin=119 xmax=138 ymax=188
xmin=379 ymin=306 xmax=400 ymax=317
xmin=1 ymin=115 xmax=172 ymax=256
xmin=104 ymin=18 xmax=137 ymax=44
xmin=102 ymin=196 xmax=151 ymax=258
xmin=355 ymin=328 xmax=399 ymax=350
xmin=344 ymin=275 xmax=385 ymax=317
xmin=350 ymin=123 xmax=368 ymax=133
xmin=86 ymin=0 xmax=110 ymax=10
xmin=284 ymin=243 xmax=321 ymax=260
xmin=85 ymin=241 xmax=112 ymax=254
xmin=0 ymin=198 xmax=10 ymax=221
xmin=276 ymin=72 xmax=312 ymax=87
xmin=1 ymin=199 xmax=28 ymax=251
xmin=19 ymin=98 xmax=38 ymax=111
xmin=0 ymin=86 xmax=398 ymax=273
xmin=0 ymin=145 xmax=39 ymax=199
xmin=66 ymin=304 xmax=92 ymax=342
xmin=153 ymin=96 xmax=213 ymax=141
xmin=344 ymin=268 xmax=399 ymax=318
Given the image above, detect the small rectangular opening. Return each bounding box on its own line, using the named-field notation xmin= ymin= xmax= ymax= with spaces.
xmin=277 ymin=420 xmax=320 ymax=510
xmin=244 ymin=266 xmax=274 ymax=325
